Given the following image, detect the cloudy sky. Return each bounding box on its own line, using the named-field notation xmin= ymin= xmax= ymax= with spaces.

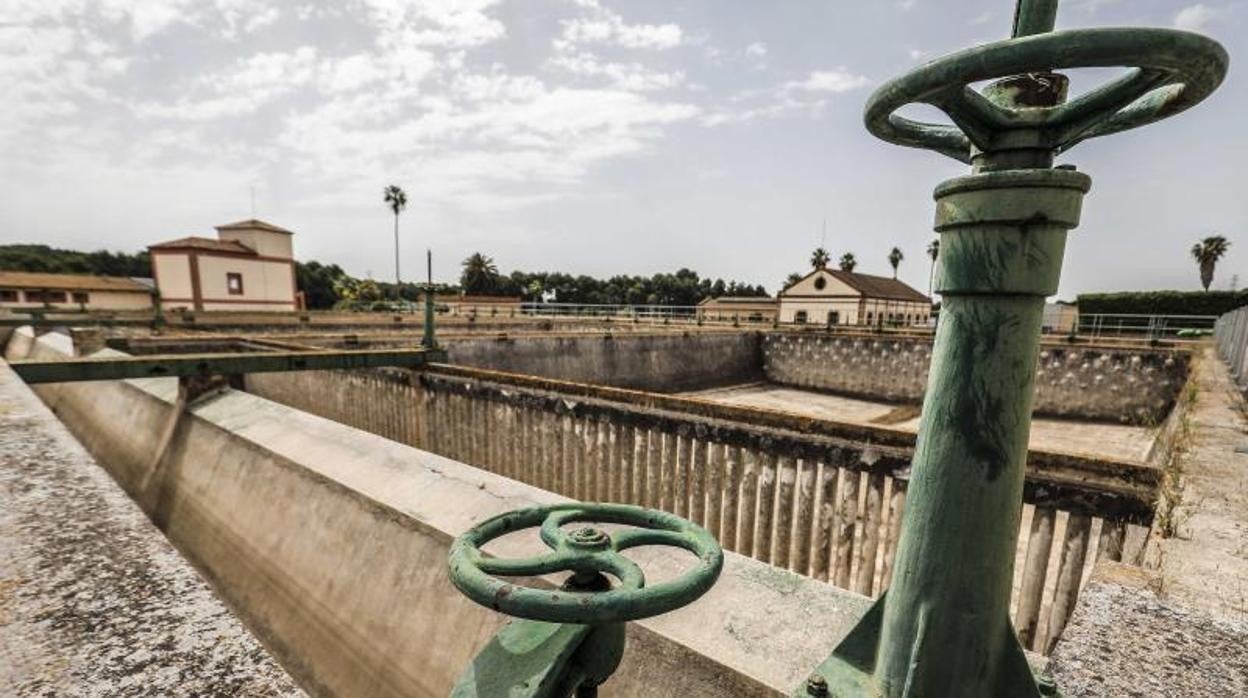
xmin=2 ymin=0 xmax=1245 ymax=299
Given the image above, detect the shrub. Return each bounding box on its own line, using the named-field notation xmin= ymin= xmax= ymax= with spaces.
xmin=1075 ymin=290 xmax=1248 ymax=317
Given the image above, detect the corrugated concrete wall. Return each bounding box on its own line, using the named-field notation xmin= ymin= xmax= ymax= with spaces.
xmin=246 ymin=365 xmax=1155 ymax=654
xmin=443 ymin=331 xmax=763 ymax=392
xmin=761 ymin=332 xmax=1190 ymax=423
xmin=3 ymin=329 xmax=874 ymax=697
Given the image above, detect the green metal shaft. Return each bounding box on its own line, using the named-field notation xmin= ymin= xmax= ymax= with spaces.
xmin=1012 ymin=0 xmax=1058 ymax=37
xmin=423 ymin=286 xmax=437 ymax=349
xmin=872 ymin=168 xmax=1089 ymax=695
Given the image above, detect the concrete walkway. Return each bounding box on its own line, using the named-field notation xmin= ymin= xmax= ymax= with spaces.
xmin=0 ymin=359 xmax=301 ymax=696
xmin=686 ymin=383 xmax=1155 ymax=462
xmin=1049 ymin=347 xmax=1248 ymax=695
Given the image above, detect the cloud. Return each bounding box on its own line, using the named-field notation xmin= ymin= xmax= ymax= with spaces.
xmin=703 ymin=68 xmax=871 ymax=126
xmin=556 ymin=0 xmax=683 ymax=51
xmin=1173 ymin=4 xmax=1224 ymax=31
xmin=785 ymin=69 xmax=872 ymax=94
xmin=547 ymin=51 xmax=684 ymax=91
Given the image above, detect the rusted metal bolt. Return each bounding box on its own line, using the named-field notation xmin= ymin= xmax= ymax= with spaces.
xmin=805 ymin=674 xmax=829 ymax=696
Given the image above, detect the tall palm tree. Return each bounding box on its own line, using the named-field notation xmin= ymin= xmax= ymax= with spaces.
xmin=839 ymin=252 xmax=857 ymax=273
xmin=927 ymin=238 xmax=940 ymax=296
xmin=810 ymin=247 xmax=830 ymax=269
xmin=383 ymin=185 xmax=408 ymax=298
xmin=461 ymin=252 xmax=499 ymax=295
xmin=888 ymin=246 xmax=904 ymax=279
xmin=1190 ymin=235 xmax=1230 ymax=291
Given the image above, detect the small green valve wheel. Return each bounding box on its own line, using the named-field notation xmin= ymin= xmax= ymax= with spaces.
xmin=448 ymin=503 xmax=723 ymax=625
xmin=864 ymin=27 xmax=1228 ymax=162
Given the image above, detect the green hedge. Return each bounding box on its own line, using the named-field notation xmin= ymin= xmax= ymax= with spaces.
xmin=1075 ymin=290 xmax=1248 ymax=316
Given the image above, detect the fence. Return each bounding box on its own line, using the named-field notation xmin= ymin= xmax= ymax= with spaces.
xmin=1215 ymin=306 xmax=1248 ymax=388
xmin=245 ymin=365 xmax=1156 ymax=655
xmin=1074 ymin=313 xmax=1219 ymax=339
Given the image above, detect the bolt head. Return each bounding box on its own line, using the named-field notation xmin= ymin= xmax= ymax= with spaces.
xmin=568 ymin=526 xmax=611 ymax=550
xmin=806 ymin=674 xmax=829 ymax=696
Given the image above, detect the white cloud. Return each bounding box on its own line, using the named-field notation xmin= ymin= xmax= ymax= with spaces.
xmin=785 ymin=69 xmax=871 ymax=94
xmin=745 ymin=42 xmax=768 ymax=58
xmin=547 ymin=51 xmax=684 ymax=92
xmin=556 ymin=0 xmax=683 ymax=51
xmin=703 ymin=67 xmax=871 ymax=126
xmin=1173 ymin=4 xmax=1224 ymax=31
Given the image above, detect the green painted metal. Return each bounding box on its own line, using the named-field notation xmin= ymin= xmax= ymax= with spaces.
xmin=804 ymin=2 xmax=1228 ymax=696
xmin=423 ymin=285 xmax=438 ymax=349
xmin=449 ymin=503 xmax=721 ymax=625
xmin=10 ymin=347 xmax=446 ymax=384
xmin=448 ymin=503 xmax=722 ymax=696
xmin=863 ymin=28 xmax=1227 ymax=164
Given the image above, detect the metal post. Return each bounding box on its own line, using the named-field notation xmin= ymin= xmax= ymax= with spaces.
xmin=803 ymin=0 xmax=1226 ymax=695
xmin=422 ymin=249 xmax=437 ymax=350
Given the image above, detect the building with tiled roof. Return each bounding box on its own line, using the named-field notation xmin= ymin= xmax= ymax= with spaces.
xmin=778 ymin=266 xmax=932 ymax=326
xmin=149 ymin=219 xmax=299 ymax=312
xmin=0 ymin=271 xmax=155 ymax=311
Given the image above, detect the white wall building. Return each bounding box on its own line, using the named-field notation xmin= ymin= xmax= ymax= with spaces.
xmin=150 ymin=219 xmax=300 ymax=312
xmin=0 ymin=271 xmax=154 ymax=311
xmin=778 ymin=267 xmax=931 ymax=326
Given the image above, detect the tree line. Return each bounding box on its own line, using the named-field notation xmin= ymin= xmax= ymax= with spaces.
xmin=0 ymin=244 xmax=767 ymax=310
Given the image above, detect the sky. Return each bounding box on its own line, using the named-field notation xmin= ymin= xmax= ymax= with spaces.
xmin=2 ymin=0 xmax=1245 ymax=300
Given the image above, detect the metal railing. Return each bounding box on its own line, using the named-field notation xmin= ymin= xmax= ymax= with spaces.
xmin=1215 ymin=306 xmax=1248 ymax=389
xmin=1073 ymin=313 xmax=1218 ymax=339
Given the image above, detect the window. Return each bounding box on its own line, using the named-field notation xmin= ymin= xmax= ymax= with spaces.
xmin=0 ymin=289 xmax=16 ymax=302
xmin=226 ymin=272 xmax=244 ymax=295
xmin=827 ymin=311 xmax=839 ymax=325
xmin=867 ymin=312 xmax=874 ymax=324
xmin=794 ymin=310 xmax=808 ymax=324
xmin=73 ymin=292 xmax=89 ymax=304
xmin=813 ymin=276 xmax=827 ymax=291
xmin=25 ymin=290 xmax=67 ymax=303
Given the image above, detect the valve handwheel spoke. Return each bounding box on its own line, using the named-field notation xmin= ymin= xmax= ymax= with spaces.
xmin=449 ymin=503 xmax=723 ymax=625
xmin=865 ymin=27 xmax=1228 ymax=162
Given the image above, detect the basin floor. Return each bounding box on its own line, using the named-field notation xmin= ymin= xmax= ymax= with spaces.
xmin=684 ymin=383 xmax=1155 ymax=462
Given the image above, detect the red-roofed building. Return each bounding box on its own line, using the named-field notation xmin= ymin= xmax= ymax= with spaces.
xmin=149 ymin=219 xmax=300 ymax=312
xmin=778 ymin=267 xmax=932 ymax=326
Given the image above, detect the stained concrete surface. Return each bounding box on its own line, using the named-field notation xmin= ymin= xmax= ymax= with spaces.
xmin=1146 ymin=348 xmax=1248 ymax=617
xmin=1049 ymin=563 xmax=1248 ymax=696
xmin=0 ymin=360 xmax=301 ymax=697
xmin=686 ymin=383 xmax=1155 ymax=462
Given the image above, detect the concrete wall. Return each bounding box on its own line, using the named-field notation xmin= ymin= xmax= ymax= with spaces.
xmin=761 ymin=332 xmax=1190 ymax=423
xmin=4 ymin=329 xmax=874 ymax=698
xmin=443 ymin=331 xmax=763 ymax=392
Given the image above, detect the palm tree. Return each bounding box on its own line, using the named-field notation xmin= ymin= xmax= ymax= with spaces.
xmin=461 ymin=252 xmax=500 ymax=295
xmin=1190 ymin=235 xmax=1230 ymax=291
xmin=888 ymin=246 xmax=904 ymax=279
xmin=839 ymin=252 xmax=857 ymax=273
xmin=810 ymin=247 xmax=830 ymax=269
xmin=927 ymin=238 xmax=940 ymax=296
xmin=383 ymin=185 xmax=408 ymax=298
xmin=782 ymin=272 xmax=803 ymax=291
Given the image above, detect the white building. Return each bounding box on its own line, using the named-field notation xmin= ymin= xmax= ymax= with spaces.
xmin=0 ymin=271 xmax=154 ymax=311
xmin=149 ymin=219 xmax=300 ymax=312
xmin=778 ymin=267 xmax=931 ymax=326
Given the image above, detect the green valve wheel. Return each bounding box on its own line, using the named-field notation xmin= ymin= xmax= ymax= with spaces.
xmin=864 ymin=27 xmax=1228 ymax=162
xmin=448 ymin=503 xmax=723 ymax=625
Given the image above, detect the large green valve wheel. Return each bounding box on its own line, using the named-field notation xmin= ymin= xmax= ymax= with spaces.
xmin=448 ymin=504 xmax=722 ymax=697
xmin=864 ymin=28 xmax=1228 ymax=162
xmin=449 ymin=503 xmax=723 ymax=626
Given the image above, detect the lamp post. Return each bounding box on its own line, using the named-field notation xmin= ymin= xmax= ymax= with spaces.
xmin=801 ymin=1 xmax=1227 ymax=695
